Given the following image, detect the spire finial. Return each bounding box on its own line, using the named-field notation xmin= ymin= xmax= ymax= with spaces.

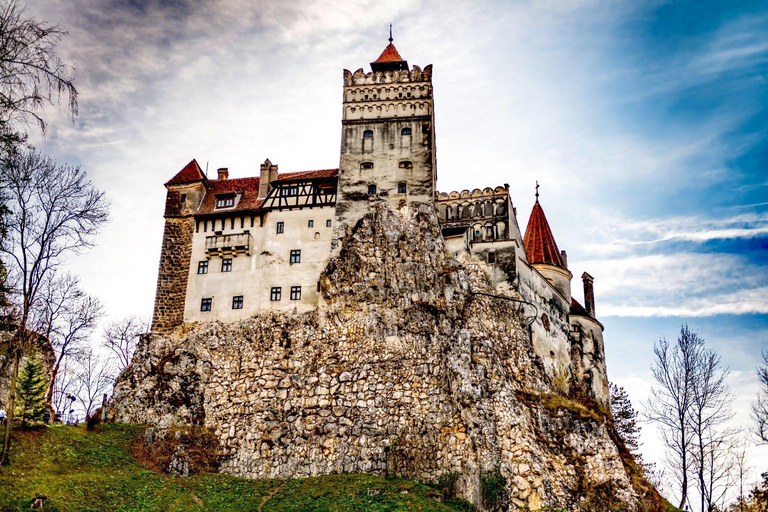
xmin=389 ymin=24 xmax=393 ymax=43
xmin=535 ymin=181 xmax=540 ymax=202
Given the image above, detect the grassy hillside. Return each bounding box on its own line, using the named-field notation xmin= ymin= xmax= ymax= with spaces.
xmin=0 ymin=424 xmax=471 ymax=512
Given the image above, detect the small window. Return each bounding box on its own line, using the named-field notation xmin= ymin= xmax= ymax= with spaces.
xmin=270 ymin=287 xmax=281 ymax=301
xmin=475 ymin=230 xmax=481 ymax=239
xmin=367 ymin=184 xmax=377 ymax=195
xmin=398 ymin=92 xmax=403 ymax=98
xmin=308 ymin=220 xmax=314 ymax=228
xmin=406 ymin=91 xmax=411 ymax=98
xmin=486 ymin=226 xmax=494 ymax=239
xmin=221 ymin=258 xmax=232 ymax=272
xmin=397 ymin=183 xmax=407 ymax=194
xmin=373 ymin=94 xmax=377 ymax=99
xmin=180 ymin=194 xmax=187 ymax=203
xmin=360 ymin=162 xmax=374 ymax=170
xmin=401 ymin=127 xmax=412 ymax=136
xmin=280 ymin=186 xmax=299 ymax=197
xmin=232 ymin=295 xmax=243 ymax=309
xmin=290 ymin=286 xmax=301 ymax=301
xmin=290 ymin=249 xmax=301 ymax=264
xmin=326 ymin=219 xmax=332 ymax=227
xmin=276 ymin=221 xmax=284 ymax=234
xmin=197 ymin=261 xmax=208 ymax=274
xmin=201 ymin=298 xmax=212 ymax=311
xmin=398 ymin=161 xmax=412 ymax=169
xmin=216 ymin=196 xmax=235 ymax=208
xmin=364 ymin=94 xmax=369 ymax=100
xmin=363 ymin=130 xmax=373 ymax=138
xmin=488 ymin=252 xmax=496 ymax=264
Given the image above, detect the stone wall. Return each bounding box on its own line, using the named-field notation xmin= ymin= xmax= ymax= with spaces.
xmin=113 ymin=202 xmax=657 ymax=511
xmin=151 ymin=217 xmax=195 ymax=333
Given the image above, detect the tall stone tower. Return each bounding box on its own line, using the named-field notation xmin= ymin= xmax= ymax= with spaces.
xmin=332 ymin=38 xmax=436 ymax=253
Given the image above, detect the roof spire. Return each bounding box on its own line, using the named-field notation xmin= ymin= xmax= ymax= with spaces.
xmin=535 ymin=181 xmax=540 ymax=203
xmin=389 ymin=24 xmax=393 ymax=43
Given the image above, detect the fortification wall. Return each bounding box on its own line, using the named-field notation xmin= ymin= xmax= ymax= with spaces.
xmin=111 ymin=203 xmax=647 ymax=511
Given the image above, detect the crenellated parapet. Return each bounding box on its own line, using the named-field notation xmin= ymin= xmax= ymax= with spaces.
xmin=343 ymin=64 xmax=432 ymax=86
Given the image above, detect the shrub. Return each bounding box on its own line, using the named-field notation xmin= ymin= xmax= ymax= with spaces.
xmin=481 ymin=468 xmax=507 ymax=511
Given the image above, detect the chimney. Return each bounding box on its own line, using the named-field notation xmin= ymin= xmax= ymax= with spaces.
xmin=560 ymin=250 xmax=568 ymax=269
xmin=217 ymin=167 xmax=229 ymax=180
xmin=582 ymin=272 xmax=595 ymax=317
xmin=258 ymin=159 xmax=278 ymax=198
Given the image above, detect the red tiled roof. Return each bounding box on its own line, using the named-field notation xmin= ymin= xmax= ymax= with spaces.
xmin=165 ymin=159 xmax=207 ymax=186
xmin=523 ymin=201 xmax=565 ymax=268
xmin=272 ymin=169 xmax=338 ymax=183
xmin=196 ymin=177 xmax=262 ymax=215
xmin=194 ymin=169 xmax=338 ymax=216
xmin=373 ymin=43 xmax=406 ymax=64
xmin=570 ymin=298 xmax=591 ymax=318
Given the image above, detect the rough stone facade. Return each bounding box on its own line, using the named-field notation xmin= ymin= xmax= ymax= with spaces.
xmin=151 ymin=216 xmax=195 ymax=333
xmin=112 ymin=203 xmax=656 ymax=511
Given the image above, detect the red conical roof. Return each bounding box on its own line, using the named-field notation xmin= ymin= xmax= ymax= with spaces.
xmin=373 ymin=43 xmax=405 ymax=64
xmin=371 ymin=42 xmax=408 ymax=72
xmin=165 ymin=159 xmax=206 ymax=186
xmin=523 ymin=200 xmax=565 ymax=268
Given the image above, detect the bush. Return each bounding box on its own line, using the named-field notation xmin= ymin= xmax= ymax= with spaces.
xmin=481 ymin=468 xmax=507 ymax=511
xmin=133 ymin=425 xmax=222 ymax=476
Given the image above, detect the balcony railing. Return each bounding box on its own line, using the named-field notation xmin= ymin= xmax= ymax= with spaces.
xmin=205 ymin=232 xmax=252 ymax=256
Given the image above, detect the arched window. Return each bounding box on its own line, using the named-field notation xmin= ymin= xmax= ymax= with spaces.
xmin=485 ymin=202 xmax=494 ymax=217
xmin=446 ymin=206 xmax=453 ymax=220
xmin=363 ymin=130 xmax=373 ymax=138
xmin=402 ymin=127 xmax=412 ymax=135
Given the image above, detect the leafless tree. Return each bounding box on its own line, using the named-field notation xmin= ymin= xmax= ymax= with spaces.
xmin=0 ymin=0 xmax=77 ymax=143
xmin=101 ymin=315 xmax=148 ymax=372
xmin=645 ymin=325 xmax=703 ymax=510
xmin=50 ymin=355 xmax=77 ymax=418
xmin=688 ymin=346 xmax=734 ymax=512
xmin=31 ymin=273 xmax=103 ymax=409
xmin=732 ymin=434 xmax=753 ymax=512
xmin=0 ymin=148 xmax=108 ymax=465
xmin=752 ymin=350 xmax=768 ymax=444
xmin=73 ymin=349 xmax=115 ymax=420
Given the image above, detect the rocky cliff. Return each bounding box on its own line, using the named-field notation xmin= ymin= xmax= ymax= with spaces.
xmin=109 ymin=202 xmax=660 ymax=511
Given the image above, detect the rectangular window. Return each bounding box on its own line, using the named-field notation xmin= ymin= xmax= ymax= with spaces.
xmin=197 ymin=261 xmax=208 ymax=274
xmin=232 ymin=295 xmax=243 ymax=309
xmin=398 ymin=183 xmax=407 ymax=194
xmin=487 ymin=252 xmax=496 ymax=264
xmin=367 ymin=184 xmax=377 ymax=195
xmin=290 ymin=250 xmax=301 ymax=264
xmin=201 ymin=298 xmax=212 ymax=311
xmin=276 ymin=221 xmax=284 ymax=234
xmin=180 ymin=194 xmax=187 ymax=203
xmin=216 ymin=196 xmax=235 ymax=208
xmin=290 ymin=286 xmax=301 ymax=301
xmin=326 ymin=219 xmax=332 ymax=227
xmin=221 ymin=258 xmax=232 ymax=272
xmin=270 ymin=287 xmax=281 ymax=301
xmin=308 ymin=220 xmax=314 ymax=228
xmin=280 ymin=185 xmax=299 ymax=196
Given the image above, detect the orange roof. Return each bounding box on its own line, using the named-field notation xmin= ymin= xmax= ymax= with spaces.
xmin=373 ymin=43 xmax=405 ymax=64
xmin=523 ymin=201 xmax=565 ymax=268
xmin=194 ymin=168 xmax=338 ymax=216
xmin=570 ymin=298 xmax=591 ymax=318
xmin=165 ymin=159 xmax=207 ymax=186
xmin=272 ymin=169 xmax=339 ymax=183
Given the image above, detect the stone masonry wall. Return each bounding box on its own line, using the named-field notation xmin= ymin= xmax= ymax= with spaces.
xmin=113 ymin=203 xmax=657 ymax=511
xmin=151 ymin=217 xmax=194 ymax=333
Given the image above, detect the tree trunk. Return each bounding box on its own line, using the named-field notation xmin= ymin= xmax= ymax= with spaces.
xmin=678 ymin=412 xmax=689 ymax=510
xmin=0 ymin=351 xmax=20 ymax=466
xmin=45 ymin=358 xmax=61 ymax=422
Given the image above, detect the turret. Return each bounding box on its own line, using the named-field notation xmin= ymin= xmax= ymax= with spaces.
xmin=522 ymin=189 xmax=572 ymax=303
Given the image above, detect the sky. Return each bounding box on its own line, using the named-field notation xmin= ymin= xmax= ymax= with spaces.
xmin=20 ymin=0 xmax=768 ymax=504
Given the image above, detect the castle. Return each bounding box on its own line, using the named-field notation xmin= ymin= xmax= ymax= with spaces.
xmin=150 ymin=38 xmax=609 ymax=406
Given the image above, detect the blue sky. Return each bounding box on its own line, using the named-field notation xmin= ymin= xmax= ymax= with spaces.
xmin=23 ymin=0 xmax=768 ymax=503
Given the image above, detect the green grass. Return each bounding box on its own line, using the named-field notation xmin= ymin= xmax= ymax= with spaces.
xmin=0 ymin=424 xmax=471 ymax=511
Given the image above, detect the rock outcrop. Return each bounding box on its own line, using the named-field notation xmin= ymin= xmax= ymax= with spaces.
xmin=110 ymin=202 xmax=659 ymax=511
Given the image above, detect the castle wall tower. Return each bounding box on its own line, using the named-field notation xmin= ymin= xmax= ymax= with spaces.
xmin=332 ymin=40 xmax=436 ymax=253
xmin=151 ymin=160 xmax=208 ymax=333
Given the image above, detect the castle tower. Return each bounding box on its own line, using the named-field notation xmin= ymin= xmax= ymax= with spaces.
xmin=151 ymin=159 xmax=208 ymax=333
xmin=331 ymin=37 xmax=436 ymax=253
xmin=523 ymin=193 xmax=572 ymax=303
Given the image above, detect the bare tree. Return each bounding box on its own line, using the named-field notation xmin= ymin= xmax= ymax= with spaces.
xmin=0 ymin=0 xmax=77 ymax=143
xmin=73 ymin=349 xmax=114 ymax=420
xmin=688 ymin=346 xmax=734 ymax=512
xmin=752 ymin=350 xmax=768 ymax=444
xmin=645 ymin=325 xmax=703 ymax=510
xmin=31 ymin=273 xmax=103 ymax=409
xmin=732 ymin=435 xmax=753 ymax=512
xmin=0 ymin=148 xmax=107 ymax=465
xmin=50 ymin=355 xmax=77 ymax=418
xmin=101 ymin=316 xmax=148 ymax=372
